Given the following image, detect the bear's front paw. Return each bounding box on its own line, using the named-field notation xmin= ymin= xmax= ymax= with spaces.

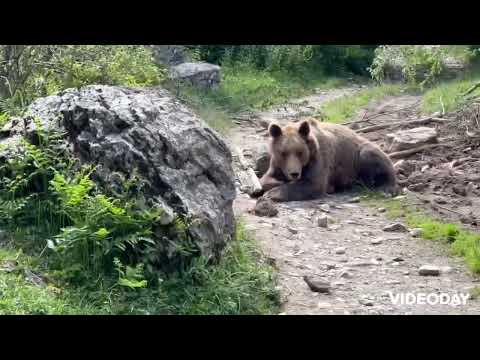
xmin=263 ymin=185 xmax=289 ymax=202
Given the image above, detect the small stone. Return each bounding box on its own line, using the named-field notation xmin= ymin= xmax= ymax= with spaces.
xmin=338 ymin=257 xmax=349 ymax=263
xmin=378 ymin=207 xmax=386 ymax=213
xmin=317 ymin=215 xmax=328 ymax=228
xmin=383 ymin=223 xmax=408 ymax=233
xmin=326 ymin=263 xmax=337 ymax=270
xmin=348 ymin=197 xmax=360 ymax=203
xmin=403 ymin=271 xmax=410 ymax=275
xmin=303 ymin=276 xmax=331 ymax=294
xmin=335 ymin=247 xmax=346 ymax=255
xmin=419 ymin=265 xmax=441 ymax=276
xmin=339 ymin=270 xmax=354 ymax=279
xmin=434 ymin=197 xmax=447 ymax=205
xmin=329 ymin=224 xmax=341 ymax=231
xmin=333 ymin=281 xmax=345 ymax=287
xmin=287 ymin=226 xmax=299 ymax=234
xmin=359 ymin=298 xmax=374 ymax=306
xmin=408 ymin=183 xmax=428 ymax=192
xmin=370 ymin=238 xmax=383 ymax=245
xmin=392 ymin=257 xmax=404 ymax=262
xmin=409 ymin=228 xmax=423 ymax=237
xmin=320 ymin=204 xmax=330 ymax=213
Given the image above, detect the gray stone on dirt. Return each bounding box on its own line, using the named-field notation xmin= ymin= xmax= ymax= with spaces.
xmin=359 ymin=298 xmax=374 ymax=307
xmin=169 ymin=62 xmax=221 ymax=90
xmin=347 ymin=197 xmax=361 ymax=203
xmin=370 ymin=238 xmax=383 ymax=245
xmin=287 ymin=225 xmax=299 ymax=234
xmin=419 ymin=265 xmax=441 ymax=276
xmin=386 ymin=127 xmax=438 ymax=152
xmin=383 ymin=223 xmax=408 ymax=233
xmin=339 ymin=270 xmax=354 ymax=279
xmin=303 ymin=276 xmax=331 ymax=293
xmin=434 ymin=197 xmax=448 ymax=204
xmin=319 ymin=204 xmax=330 ymax=213
xmin=254 ymin=197 xmax=279 ymax=217
xmin=378 ymin=207 xmax=386 ymax=213
xmin=335 ymin=247 xmax=346 ymax=255
xmin=317 ymin=214 xmax=329 ymax=228
xmin=0 ymin=85 xmax=236 ymax=271
xmin=409 ymin=228 xmax=423 ymax=237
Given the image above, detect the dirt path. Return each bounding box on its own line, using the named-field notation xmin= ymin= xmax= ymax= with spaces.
xmin=226 ymin=86 xmax=480 ymax=315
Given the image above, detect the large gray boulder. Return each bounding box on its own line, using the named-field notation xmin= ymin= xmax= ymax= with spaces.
xmin=0 ymin=85 xmax=236 ymax=268
xmin=169 ymin=62 xmax=221 ymax=90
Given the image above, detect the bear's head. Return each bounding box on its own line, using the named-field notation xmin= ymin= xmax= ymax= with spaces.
xmin=268 ymin=120 xmax=318 ymax=181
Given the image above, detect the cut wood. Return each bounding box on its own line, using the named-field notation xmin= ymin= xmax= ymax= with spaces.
xmin=388 ymin=143 xmax=453 ymax=160
xmin=356 ymin=114 xmax=449 ymax=134
xmin=247 ymin=167 xmax=263 ymax=196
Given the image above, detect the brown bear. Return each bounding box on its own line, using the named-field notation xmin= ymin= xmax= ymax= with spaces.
xmin=258 ymin=118 xmax=397 ymax=202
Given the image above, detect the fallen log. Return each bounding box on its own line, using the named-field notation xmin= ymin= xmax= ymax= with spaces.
xmin=356 ymin=113 xmax=448 ymax=134
xmin=388 ymin=143 xmax=453 ymax=160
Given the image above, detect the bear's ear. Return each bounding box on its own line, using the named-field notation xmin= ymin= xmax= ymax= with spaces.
xmin=298 ymin=120 xmax=310 ymax=138
xmin=269 ymin=123 xmax=282 ymax=138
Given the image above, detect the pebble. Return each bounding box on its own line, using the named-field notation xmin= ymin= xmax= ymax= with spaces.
xmin=370 ymin=238 xmax=383 ymax=245
xmin=317 ymin=215 xmax=328 ymax=228
xmin=409 ymin=228 xmax=423 ymax=237
xmin=339 ymin=270 xmax=354 ymax=279
xmin=287 ymin=226 xmax=299 ymax=234
xmin=419 ymin=265 xmax=441 ymax=276
xmin=335 ymin=247 xmax=346 ymax=255
xmin=348 ymin=197 xmax=360 ymax=203
xmin=303 ymin=276 xmax=331 ymax=293
xmin=377 ymin=208 xmax=386 ymax=213
xmin=383 ymin=223 xmax=408 ymax=232
xmin=320 ymin=204 xmax=330 ymax=213
xmin=359 ymin=298 xmax=374 ymax=307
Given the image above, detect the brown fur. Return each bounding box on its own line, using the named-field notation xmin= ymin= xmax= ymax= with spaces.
xmin=259 ymin=118 xmax=398 ymax=202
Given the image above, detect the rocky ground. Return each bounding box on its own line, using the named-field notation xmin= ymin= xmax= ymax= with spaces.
xmin=226 ymin=86 xmax=480 ymax=315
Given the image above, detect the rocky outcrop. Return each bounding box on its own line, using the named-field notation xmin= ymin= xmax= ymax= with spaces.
xmin=0 ymin=85 xmax=236 ymax=267
xmin=169 ymin=62 xmax=221 ymax=90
